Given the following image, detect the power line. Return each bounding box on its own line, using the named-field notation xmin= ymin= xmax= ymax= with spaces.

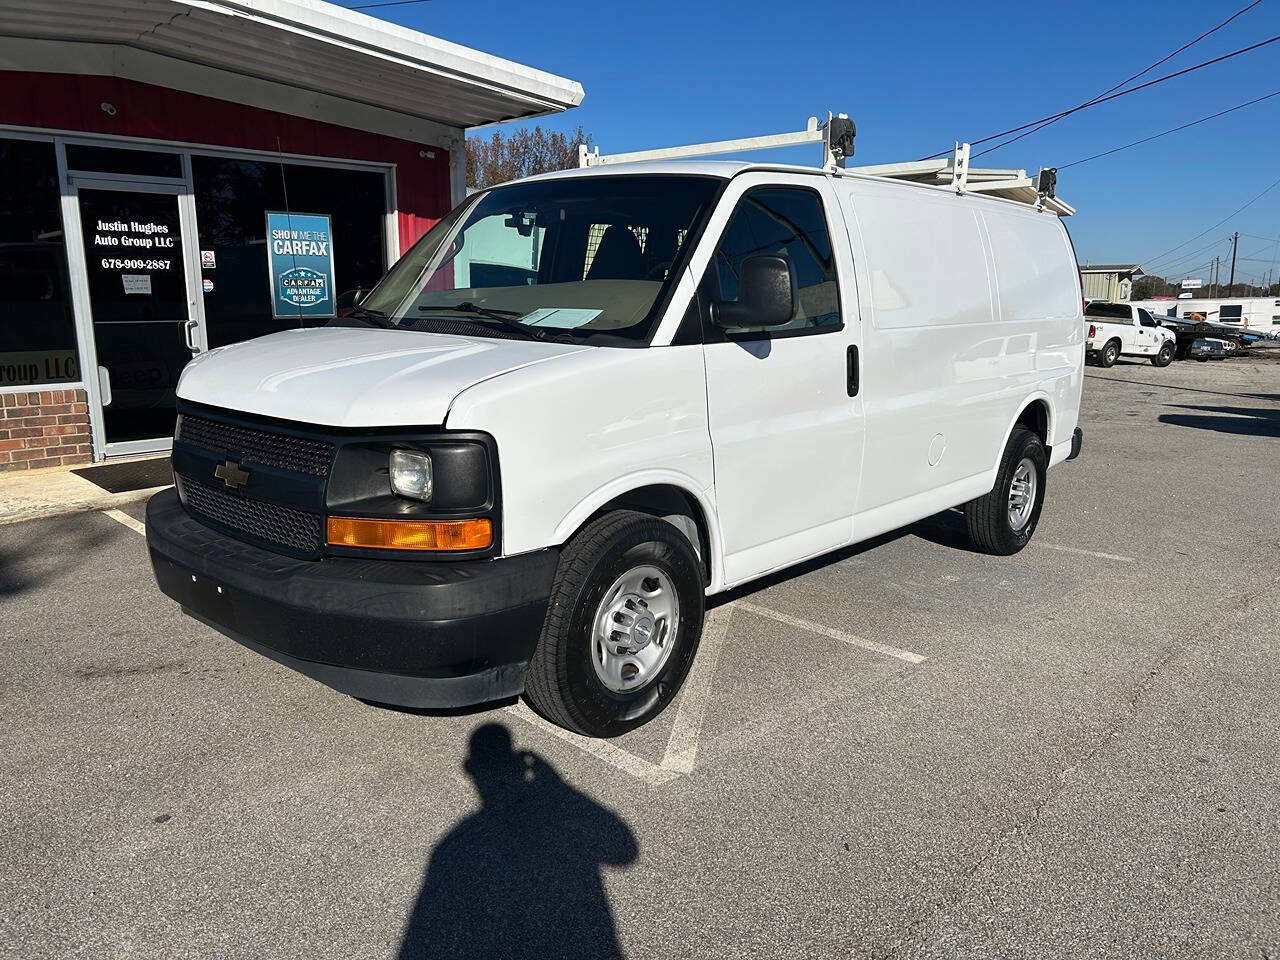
xmin=1057 ymin=89 xmax=1280 ymax=169
xmin=1144 ymin=175 xmax=1280 ymax=266
xmin=1146 ymin=235 xmax=1233 ymax=273
xmin=972 ymin=0 xmax=1265 ymax=160
xmin=920 ymin=33 xmax=1280 ymax=161
xmin=1149 ymin=240 xmax=1232 ymax=273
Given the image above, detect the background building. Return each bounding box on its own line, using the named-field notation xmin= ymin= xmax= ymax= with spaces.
xmin=0 ymin=0 xmax=582 ymax=470
xmin=1080 ymin=263 xmax=1141 ymax=303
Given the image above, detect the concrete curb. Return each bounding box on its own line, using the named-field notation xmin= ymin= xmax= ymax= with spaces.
xmin=0 ymin=461 xmax=170 ymax=526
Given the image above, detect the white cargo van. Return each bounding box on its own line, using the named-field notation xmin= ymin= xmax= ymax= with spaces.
xmin=147 ymin=162 xmax=1085 ymax=737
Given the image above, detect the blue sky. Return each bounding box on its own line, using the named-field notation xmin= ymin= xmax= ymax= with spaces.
xmin=368 ymin=0 xmax=1280 ymax=285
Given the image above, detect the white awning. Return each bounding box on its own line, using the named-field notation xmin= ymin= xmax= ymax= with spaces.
xmin=0 ymin=0 xmax=584 ymax=128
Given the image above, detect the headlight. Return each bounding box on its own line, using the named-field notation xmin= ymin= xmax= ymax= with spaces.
xmin=389 ymin=449 xmax=432 ymax=501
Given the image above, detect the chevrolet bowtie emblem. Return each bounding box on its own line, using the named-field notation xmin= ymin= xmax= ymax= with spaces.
xmin=214 ymin=460 xmax=249 ymax=489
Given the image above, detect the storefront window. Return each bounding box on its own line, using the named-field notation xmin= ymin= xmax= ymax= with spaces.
xmin=192 ymin=156 xmax=388 ymax=349
xmin=65 ymin=144 xmax=183 ymax=179
xmin=0 ymin=138 xmax=80 ymax=388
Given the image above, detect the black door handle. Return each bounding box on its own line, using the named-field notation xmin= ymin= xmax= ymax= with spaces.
xmin=846 ymin=344 xmax=860 ymax=397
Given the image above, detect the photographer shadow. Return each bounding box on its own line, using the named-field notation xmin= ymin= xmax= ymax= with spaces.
xmin=397 ymin=723 xmax=637 ymax=960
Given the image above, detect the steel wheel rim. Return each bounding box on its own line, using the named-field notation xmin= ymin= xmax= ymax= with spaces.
xmin=1105 ymin=344 xmax=1117 ymax=363
xmin=1007 ymin=457 xmax=1037 ymax=532
xmin=591 ymin=564 xmax=679 ymax=693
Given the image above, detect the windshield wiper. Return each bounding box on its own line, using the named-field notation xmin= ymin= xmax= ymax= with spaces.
xmin=418 ymin=301 xmax=555 ymax=342
xmin=346 ymin=305 xmax=397 ymax=329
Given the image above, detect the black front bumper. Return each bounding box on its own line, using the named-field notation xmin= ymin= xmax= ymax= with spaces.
xmin=146 ymin=488 xmax=558 ymax=708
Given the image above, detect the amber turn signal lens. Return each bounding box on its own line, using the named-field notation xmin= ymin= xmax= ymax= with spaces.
xmin=326 ymin=516 xmax=493 ymax=551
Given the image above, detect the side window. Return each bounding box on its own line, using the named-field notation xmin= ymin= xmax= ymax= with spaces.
xmin=1138 ymin=308 xmax=1156 ymax=328
xmin=452 ymin=213 xmax=546 ymax=288
xmin=699 ymin=186 xmax=841 ymax=337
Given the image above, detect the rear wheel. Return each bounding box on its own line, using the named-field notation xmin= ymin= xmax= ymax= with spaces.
xmin=1098 ymin=339 xmax=1121 ymax=367
xmin=965 ymin=426 xmax=1047 ymax=555
xmin=525 ymin=510 xmax=704 ymax=737
xmin=1152 ymin=341 xmax=1175 ymax=367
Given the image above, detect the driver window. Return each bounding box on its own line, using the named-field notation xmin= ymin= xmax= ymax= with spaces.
xmin=1138 ymin=309 xmax=1156 ymax=328
xmin=699 ymin=186 xmax=841 ymax=338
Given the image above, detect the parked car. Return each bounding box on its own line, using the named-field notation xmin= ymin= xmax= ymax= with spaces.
xmin=1190 ymin=337 xmax=1232 ymax=361
xmin=1085 ymin=301 xmax=1177 ymax=367
xmin=146 ymin=162 xmax=1085 ymax=737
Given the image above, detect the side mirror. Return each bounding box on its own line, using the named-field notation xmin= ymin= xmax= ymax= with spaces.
xmin=713 ymin=255 xmax=796 ymax=329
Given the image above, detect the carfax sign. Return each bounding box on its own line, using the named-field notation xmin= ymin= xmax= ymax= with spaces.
xmin=266 ymin=212 xmax=336 ymax=319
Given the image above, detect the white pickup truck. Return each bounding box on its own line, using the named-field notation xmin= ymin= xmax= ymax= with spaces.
xmin=1085 ymin=301 xmax=1177 ymax=367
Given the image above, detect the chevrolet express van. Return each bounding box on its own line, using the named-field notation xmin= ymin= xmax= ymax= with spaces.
xmin=147 ymin=161 xmax=1085 ymax=737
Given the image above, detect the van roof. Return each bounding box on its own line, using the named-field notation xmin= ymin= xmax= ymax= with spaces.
xmin=517 ymin=160 xmax=1072 ymax=216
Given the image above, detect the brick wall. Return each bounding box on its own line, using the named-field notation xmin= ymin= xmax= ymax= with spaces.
xmin=0 ymin=389 xmax=93 ymax=472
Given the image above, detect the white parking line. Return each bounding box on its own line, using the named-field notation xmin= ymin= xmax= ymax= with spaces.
xmin=660 ymin=605 xmax=733 ymax=775
xmin=1039 ymin=543 xmax=1135 ymax=563
xmin=104 ymin=509 xmax=145 ymax=535
xmin=506 ymin=597 xmax=928 ymax=784
xmin=733 ymin=600 xmax=928 ymax=664
xmin=503 ymin=702 xmax=681 ymax=786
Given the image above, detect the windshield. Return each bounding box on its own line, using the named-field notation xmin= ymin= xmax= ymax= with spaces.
xmin=358 ymin=175 xmax=721 ymax=345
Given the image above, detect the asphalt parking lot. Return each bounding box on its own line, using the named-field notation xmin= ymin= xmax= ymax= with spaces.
xmin=2 ymin=357 xmax=1278 ymax=960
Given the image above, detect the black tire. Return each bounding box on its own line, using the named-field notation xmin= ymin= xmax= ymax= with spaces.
xmin=964 ymin=426 xmax=1047 ymax=555
xmin=1152 ymin=341 xmax=1175 ymax=367
xmin=525 ymin=510 xmax=705 ymax=737
xmin=1098 ymin=339 xmax=1121 ymax=367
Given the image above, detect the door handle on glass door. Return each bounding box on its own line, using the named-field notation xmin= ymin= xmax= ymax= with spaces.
xmin=97 ymin=366 xmax=113 ymax=408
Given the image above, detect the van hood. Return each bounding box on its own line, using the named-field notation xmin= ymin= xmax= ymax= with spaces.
xmin=176 ymin=327 xmax=589 ymax=428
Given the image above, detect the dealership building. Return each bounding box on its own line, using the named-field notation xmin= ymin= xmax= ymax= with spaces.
xmin=0 ymin=0 xmax=582 ymax=470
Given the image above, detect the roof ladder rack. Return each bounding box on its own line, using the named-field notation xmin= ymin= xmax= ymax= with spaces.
xmin=577 ymin=114 xmax=1074 ymax=215
xmin=579 ymin=112 xmax=856 ymax=170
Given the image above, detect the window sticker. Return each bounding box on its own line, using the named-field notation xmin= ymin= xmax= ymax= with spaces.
xmin=121 ymin=274 xmax=152 ymax=295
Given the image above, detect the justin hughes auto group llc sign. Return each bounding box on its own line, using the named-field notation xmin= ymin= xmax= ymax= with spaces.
xmin=266 ymin=212 xmax=336 ymax=319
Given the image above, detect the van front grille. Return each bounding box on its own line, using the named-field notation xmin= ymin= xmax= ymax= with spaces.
xmin=177 ymin=414 xmax=334 ymax=477
xmin=177 ymin=476 xmax=323 ymax=556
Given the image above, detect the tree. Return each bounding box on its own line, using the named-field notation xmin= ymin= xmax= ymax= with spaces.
xmin=465 ymin=124 xmax=592 ymax=190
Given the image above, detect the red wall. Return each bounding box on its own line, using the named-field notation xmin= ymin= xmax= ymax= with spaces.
xmin=1 ymin=71 xmax=453 ymax=252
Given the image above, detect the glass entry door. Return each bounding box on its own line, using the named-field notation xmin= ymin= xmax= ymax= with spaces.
xmin=73 ymin=184 xmax=205 ymax=452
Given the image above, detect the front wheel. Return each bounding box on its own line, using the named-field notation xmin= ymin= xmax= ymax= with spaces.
xmin=525 ymin=510 xmax=705 ymax=737
xmin=964 ymin=426 xmax=1047 ymax=555
xmin=1152 ymin=341 xmax=1175 ymax=367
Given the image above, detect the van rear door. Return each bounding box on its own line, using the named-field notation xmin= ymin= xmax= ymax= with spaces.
xmin=693 ymin=173 xmax=864 ymax=586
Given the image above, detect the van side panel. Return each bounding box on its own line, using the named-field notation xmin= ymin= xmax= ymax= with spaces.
xmin=838 ymin=179 xmax=1082 ymax=523
xmin=839 ymin=179 xmax=1000 ymax=513
xmin=982 ymin=208 xmax=1083 ymax=453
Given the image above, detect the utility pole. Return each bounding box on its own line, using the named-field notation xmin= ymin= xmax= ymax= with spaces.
xmin=1211 ymin=257 xmax=1219 ymax=297
xmin=1228 ymin=231 xmax=1239 ymax=297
